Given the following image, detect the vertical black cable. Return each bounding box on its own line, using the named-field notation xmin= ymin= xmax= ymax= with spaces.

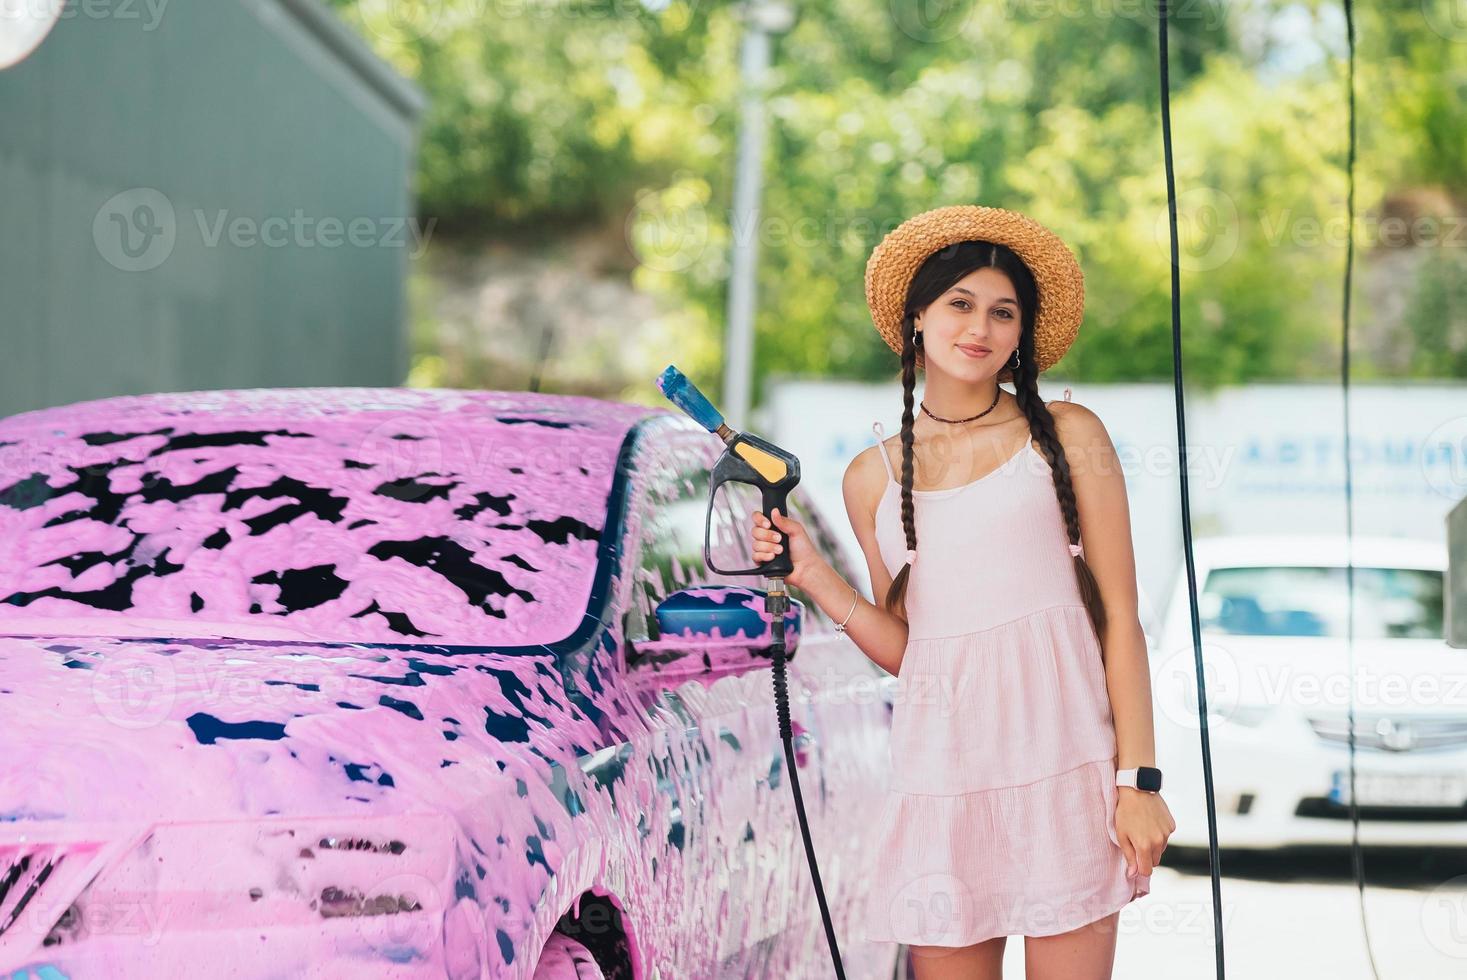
xmin=1338 ymin=0 xmax=1383 ymax=976
xmin=1156 ymin=0 xmax=1225 ymax=976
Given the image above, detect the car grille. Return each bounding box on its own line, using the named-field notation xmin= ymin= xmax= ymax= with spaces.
xmin=1306 ymin=713 xmax=1467 ymax=752
xmin=1295 ymin=797 xmax=1467 ymax=821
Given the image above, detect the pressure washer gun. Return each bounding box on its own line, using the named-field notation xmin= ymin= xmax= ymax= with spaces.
xmin=655 ymin=365 xmax=847 ymax=980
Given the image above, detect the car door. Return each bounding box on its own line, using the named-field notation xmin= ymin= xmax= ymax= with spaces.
xmin=615 ymin=420 xmax=808 ymax=977
xmin=707 ymin=454 xmax=898 ymax=970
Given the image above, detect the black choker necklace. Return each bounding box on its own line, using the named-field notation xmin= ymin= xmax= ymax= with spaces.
xmin=919 ymin=386 xmax=1001 ymax=424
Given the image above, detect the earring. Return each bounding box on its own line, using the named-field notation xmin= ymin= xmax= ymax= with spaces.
xmin=1008 ymin=349 xmax=1020 ymax=369
xmin=914 ymin=329 xmax=923 ymax=347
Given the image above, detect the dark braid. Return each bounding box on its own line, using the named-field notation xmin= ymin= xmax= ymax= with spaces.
xmin=879 ymin=239 xmax=1107 ymax=642
xmin=1009 ymin=344 xmax=1109 ymax=640
xmin=881 ymin=310 xmax=920 ymax=617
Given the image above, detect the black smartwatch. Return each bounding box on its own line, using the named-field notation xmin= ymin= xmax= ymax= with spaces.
xmin=1116 ymin=766 xmax=1163 ymax=793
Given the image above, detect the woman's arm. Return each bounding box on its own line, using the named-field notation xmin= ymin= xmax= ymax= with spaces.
xmin=1051 ymin=400 xmax=1175 ymax=876
xmin=1051 ymin=401 xmax=1155 ymax=769
xmin=825 ymin=444 xmax=910 ymax=676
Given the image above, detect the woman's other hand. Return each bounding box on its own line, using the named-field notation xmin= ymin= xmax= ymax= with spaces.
xmin=1115 ymin=788 xmax=1175 ymax=880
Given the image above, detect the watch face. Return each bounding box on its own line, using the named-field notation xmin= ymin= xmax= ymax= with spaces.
xmin=1138 ymin=767 xmax=1163 ymax=792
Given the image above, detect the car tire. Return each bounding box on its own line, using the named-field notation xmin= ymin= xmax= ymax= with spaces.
xmin=531 ymin=932 xmax=607 ymax=979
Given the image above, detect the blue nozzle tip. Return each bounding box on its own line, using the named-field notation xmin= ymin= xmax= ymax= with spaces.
xmin=656 ymin=365 xmax=724 ymax=432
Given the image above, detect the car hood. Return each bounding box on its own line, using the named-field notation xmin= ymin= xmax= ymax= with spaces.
xmin=0 ymin=631 xmax=590 ymax=826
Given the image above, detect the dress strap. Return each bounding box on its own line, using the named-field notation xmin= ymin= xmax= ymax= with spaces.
xmin=870 ymin=421 xmax=896 ymax=483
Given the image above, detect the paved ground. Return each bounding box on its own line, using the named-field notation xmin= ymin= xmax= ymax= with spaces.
xmin=998 ymin=849 xmax=1467 ymax=978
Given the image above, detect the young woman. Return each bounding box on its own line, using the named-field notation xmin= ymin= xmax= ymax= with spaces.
xmin=751 ymin=205 xmax=1174 ymax=980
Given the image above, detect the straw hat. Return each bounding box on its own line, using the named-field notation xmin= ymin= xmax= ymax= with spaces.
xmin=864 ymin=204 xmax=1085 ymax=381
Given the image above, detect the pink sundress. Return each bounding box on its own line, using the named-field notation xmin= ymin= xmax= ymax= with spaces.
xmin=859 ymin=420 xmax=1151 ymax=948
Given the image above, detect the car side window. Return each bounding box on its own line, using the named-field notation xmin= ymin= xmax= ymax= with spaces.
xmin=625 ymin=424 xmax=857 ymax=641
xmin=625 ymin=430 xmax=750 ymax=642
xmin=627 ymin=465 xmax=706 ymax=642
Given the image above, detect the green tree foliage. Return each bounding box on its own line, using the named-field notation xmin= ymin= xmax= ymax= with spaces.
xmin=328 ymin=0 xmax=1464 ymax=397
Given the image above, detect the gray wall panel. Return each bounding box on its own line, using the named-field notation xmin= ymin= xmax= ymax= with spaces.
xmin=0 ymin=0 xmax=423 ymax=417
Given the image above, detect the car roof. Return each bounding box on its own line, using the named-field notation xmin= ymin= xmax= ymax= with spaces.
xmin=0 ymin=385 xmax=668 ymax=438
xmin=1184 ymin=533 xmax=1446 ymax=572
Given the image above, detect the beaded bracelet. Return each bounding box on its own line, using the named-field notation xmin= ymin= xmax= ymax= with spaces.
xmin=834 ymin=587 xmax=859 ymax=633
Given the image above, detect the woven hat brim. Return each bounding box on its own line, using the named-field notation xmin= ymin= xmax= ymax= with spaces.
xmin=865 ymin=205 xmax=1084 ymax=378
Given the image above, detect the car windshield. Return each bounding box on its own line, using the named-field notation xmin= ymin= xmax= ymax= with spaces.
xmin=1200 ymin=565 xmax=1443 ymax=639
xmin=0 ymin=389 xmax=635 ymax=646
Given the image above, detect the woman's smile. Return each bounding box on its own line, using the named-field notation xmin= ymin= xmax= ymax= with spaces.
xmin=956 ymin=342 xmax=991 ymax=358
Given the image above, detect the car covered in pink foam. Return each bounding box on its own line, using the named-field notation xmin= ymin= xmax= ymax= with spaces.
xmin=0 ymin=387 xmax=900 ymax=979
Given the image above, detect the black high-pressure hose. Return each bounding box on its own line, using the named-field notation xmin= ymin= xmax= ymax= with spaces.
xmin=1155 ymin=2 xmax=1227 ymax=976
xmin=1337 ymin=0 xmax=1383 ymax=974
xmin=767 ymin=579 xmax=849 ymax=980
xmin=1158 ymin=0 xmax=1371 ymax=975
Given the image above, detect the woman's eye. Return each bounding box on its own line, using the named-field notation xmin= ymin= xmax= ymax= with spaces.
xmin=953 ymin=300 xmax=970 ymax=311
xmin=996 ymin=309 xmax=1013 ymax=319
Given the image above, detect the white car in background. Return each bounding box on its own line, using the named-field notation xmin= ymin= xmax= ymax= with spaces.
xmin=1150 ymin=534 xmax=1459 ymax=851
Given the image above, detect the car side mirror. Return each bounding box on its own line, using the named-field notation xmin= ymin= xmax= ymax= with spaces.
xmin=626 ymin=585 xmax=803 ymax=673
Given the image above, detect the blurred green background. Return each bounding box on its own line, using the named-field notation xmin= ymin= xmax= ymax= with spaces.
xmin=323 ymin=0 xmax=1466 ymax=404
xmin=3 ymin=4 xmax=1465 ymax=975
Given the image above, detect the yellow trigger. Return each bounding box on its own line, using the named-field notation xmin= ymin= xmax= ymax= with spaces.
xmin=734 ymin=441 xmax=787 ymax=483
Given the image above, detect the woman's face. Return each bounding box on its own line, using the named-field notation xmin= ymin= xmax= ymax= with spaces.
xmin=913 ymin=266 xmax=1024 ymax=380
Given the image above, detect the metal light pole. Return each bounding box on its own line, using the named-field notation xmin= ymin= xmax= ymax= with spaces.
xmin=723 ymin=0 xmax=795 ymax=431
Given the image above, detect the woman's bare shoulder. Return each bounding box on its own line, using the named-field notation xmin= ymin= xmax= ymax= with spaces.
xmin=842 ymin=442 xmax=890 ymax=526
xmin=1045 ymin=398 xmax=1115 ymax=460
